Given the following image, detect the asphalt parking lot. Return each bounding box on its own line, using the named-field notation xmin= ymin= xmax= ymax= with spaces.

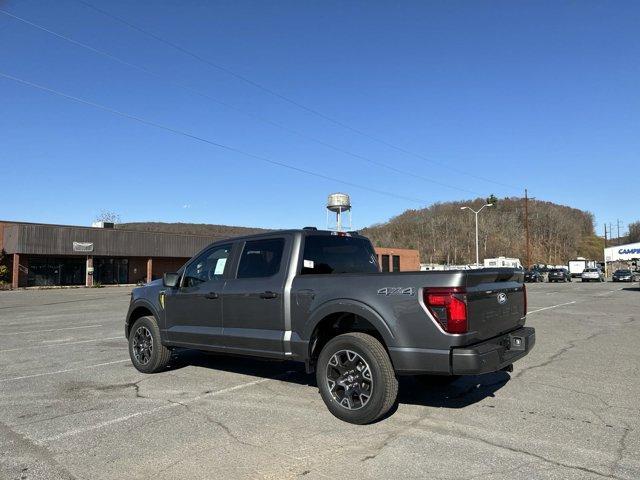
xmin=1 ymin=282 xmax=639 ymax=480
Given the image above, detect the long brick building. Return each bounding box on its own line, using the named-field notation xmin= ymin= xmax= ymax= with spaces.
xmin=0 ymin=221 xmax=420 ymax=288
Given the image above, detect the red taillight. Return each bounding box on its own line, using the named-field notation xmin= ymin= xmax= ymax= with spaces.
xmin=423 ymin=287 xmax=468 ymax=334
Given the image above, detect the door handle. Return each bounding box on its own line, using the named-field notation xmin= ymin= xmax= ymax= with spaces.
xmin=259 ymin=291 xmax=279 ymax=299
xmin=204 ymin=292 xmax=219 ymax=299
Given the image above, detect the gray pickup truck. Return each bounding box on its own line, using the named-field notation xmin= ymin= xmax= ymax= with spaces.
xmin=125 ymin=228 xmax=534 ymax=424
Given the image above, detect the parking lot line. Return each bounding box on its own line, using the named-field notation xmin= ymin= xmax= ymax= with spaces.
xmin=527 ymin=301 xmax=576 ymax=314
xmin=38 ymin=373 xmax=293 ymax=443
xmin=0 ymin=359 xmax=130 ymax=383
xmin=0 ymin=295 xmax=129 ymax=310
xmin=0 ymin=324 xmax=104 ymax=336
xmin=0 ymin=336 xmax=123 ymax=353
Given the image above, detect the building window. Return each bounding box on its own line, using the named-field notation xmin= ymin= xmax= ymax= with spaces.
xmin=392 ymin=255 xmax=400 ymax=272
xmin=27 ymin=257 xmax=85 ymax=287
xmin=381 ymin=255 xmax=390 ymax=272
xmin=94 ymin=258 xmax=129 ymax=285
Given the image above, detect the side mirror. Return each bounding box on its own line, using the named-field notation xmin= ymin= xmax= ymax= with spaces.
xmin=163 ymin=272 xmax=180 ymax=288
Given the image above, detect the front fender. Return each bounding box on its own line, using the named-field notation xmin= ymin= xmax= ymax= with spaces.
xmin=125 ymin=298 xmax=163 ymax=337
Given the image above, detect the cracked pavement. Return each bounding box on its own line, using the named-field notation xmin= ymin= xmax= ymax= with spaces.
xmin=0 ymin=282 xmax=639 ymax=479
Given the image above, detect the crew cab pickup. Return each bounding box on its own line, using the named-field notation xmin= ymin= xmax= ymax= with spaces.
xmin=125 ymin=229 xmax=534 ymax=424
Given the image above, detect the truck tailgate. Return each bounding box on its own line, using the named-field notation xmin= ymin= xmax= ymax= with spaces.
xmin=465 ymin=269 xmax=526 ymax=340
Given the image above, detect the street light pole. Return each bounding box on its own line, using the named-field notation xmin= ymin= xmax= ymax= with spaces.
xmin=461 ymin=203 xmax=494 ymax=267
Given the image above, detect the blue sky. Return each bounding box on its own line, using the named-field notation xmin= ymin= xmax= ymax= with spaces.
xmin=1 ymin=1 xmax=638 ymax=234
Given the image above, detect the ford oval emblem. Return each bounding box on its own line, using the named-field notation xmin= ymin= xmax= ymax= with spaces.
xmin=497 ymin=293 xmax=508 ymax=305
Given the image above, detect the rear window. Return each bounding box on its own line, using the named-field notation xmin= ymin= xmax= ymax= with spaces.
xmin=301 ymin=235 xmax=379 ymax=274
xmin=584 ymin=268 xmax=597 ymax=272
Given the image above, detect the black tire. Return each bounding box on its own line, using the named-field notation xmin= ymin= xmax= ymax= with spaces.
xmin=316 ymin=332 xmax=398 ymax=424
xmin=128 ymin=316 xmax=171 ymax=373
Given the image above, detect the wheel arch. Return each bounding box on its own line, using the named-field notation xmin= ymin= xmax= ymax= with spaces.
xmin=126 ymin=300 xmax=160 ymax=339
xmin=303 ymin=300 xmax=395 ymax=372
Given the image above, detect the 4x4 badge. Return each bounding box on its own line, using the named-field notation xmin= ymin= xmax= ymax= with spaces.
xmin=377 ymin=287 xmax=415 ymax=296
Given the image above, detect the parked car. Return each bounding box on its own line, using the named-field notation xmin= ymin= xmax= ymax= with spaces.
xmin=612 ymin=269 xmax=633 ymax=282
xmin=581 ymin=268 xmax=605 ymax=282
xmin=125 ymin=228 xmax=534 ymax=424
xmin=548 ymin=268 xmax=572 ymax=283
xmin=524 ymin=270 xmax=544 ymax=283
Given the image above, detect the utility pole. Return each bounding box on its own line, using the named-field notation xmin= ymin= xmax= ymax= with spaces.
xmin=609 ymin=223 xmax=614 ymax=246
xmin=617 ymin=219 xmax=621 ymax=241
xmin=604 ymin=224 xmax=608 ymax=278
xmin=524 ymin=189 xmax=530 ymax=269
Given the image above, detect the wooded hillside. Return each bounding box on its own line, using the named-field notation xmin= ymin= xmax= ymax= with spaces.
xmin=117 ymin=222 xmax=269 ymax=238
xmin=362 ymin=197 xmax=603 ymax=266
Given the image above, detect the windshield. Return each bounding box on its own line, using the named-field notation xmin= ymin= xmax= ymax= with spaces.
xmin=584 ymin=268 xmax=597 ymax=272
xmin=615 ymin=270 xmax=631 ymax=274
xmin=301 ymin=235 xmax=379 ymax=274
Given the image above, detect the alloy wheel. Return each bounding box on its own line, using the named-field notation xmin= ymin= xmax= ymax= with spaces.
xmin=132 ymin=326 xmax=153 ymax=365
xmin=326 ymin=349 xmax=373 ymax=410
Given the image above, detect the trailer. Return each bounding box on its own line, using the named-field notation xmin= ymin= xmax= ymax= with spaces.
xmin=568 ymin=258 xmax=597 ymax=278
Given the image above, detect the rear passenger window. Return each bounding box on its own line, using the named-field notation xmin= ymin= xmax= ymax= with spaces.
xmin=237 ymin=239 xmax=285 ymax=278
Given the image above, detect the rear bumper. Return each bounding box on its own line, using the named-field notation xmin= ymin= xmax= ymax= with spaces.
xmin=389 ymin=327 xmax=535 ymax=375
xmin=451 ymin=327 xmax=535 ymax=374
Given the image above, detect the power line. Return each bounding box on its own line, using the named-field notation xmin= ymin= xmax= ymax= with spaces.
xmin=74 ymin=0 xmax=520 ymax=191
xmin=0 ymin=71 xmax=433 ymax=205
xmin=0 ymin=8 xmax=482 ymax=197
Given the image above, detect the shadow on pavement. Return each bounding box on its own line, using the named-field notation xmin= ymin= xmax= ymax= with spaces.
xmin=166 ymin=349 xmax=509 ymax=410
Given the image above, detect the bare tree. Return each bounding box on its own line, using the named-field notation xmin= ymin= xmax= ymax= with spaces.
xmin=95 ymin=210 xmax=121 ymax=224
xmin=627 ymin=221 xmax=640 ymax=243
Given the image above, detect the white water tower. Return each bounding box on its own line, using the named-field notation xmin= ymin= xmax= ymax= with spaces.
xmin=326 ymin=193 xmax=352 ymax=231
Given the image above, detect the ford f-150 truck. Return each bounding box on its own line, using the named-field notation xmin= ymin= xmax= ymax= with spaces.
xmin=125 ymin=229 xmax=534 ymax=424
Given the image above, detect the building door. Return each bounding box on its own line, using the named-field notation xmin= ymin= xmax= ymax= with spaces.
xmin=381 ymin=255 xmax=390 ymax=272
xmin=392 ymin=255 xmax=400 ymax=272
xmin=222 ymin=237 xmax=287 ymax=358
xmin=164 ymin=244 xmax=232 ymax=349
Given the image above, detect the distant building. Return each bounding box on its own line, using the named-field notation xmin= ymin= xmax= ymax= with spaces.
xmin=604 ymin=241 xmax=640 ymax=263
xmin=375 ymin=247 xmax=420 ymax=273
xmin=0 ymin=220 xmax=421 ymax=288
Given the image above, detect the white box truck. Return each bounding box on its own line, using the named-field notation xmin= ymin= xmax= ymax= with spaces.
xmin=568 ymin=258 xmax=597 ymax=278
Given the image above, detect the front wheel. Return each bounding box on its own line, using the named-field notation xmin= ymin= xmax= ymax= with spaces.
xmin=316 ymin=332 xmax=398 ymax=424
xmin=128 ymin=316 xmax=172 ymax=373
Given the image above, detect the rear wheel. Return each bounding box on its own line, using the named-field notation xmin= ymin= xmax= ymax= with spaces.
xmin=316 ymin=332 xmax=398 ymax=424
xmin=128 ymin=316 xmax=171 ymax=373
